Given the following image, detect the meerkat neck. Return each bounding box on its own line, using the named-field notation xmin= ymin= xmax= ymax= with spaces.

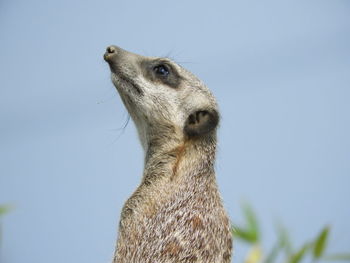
xmin=142 ymin=134 xmax=217 ymax=185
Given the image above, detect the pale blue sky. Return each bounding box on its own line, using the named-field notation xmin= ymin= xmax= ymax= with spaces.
xmin=0 ymin=0 xmax=349 ymax=262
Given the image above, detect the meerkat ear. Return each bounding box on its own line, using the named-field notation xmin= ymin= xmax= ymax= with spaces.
xmin=184 ymin=110 xmax=219 ymax=137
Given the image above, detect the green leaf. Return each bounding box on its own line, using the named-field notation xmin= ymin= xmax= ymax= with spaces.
xmin=264 ymin=242 xmax=281 ymax=263
xmin=242 ymin=203 xmax=260 ymax=243
xmin=232 ymin=226 xmax=257 ymax=243
xmin=313 ymin=226 xmax=330 ymax=259
xmin=323 ymin=253 xmax=350 ymax=261
xmin=0 ymin=205 xmax=12 ymax=216
xmin=275 ymin=223 xmax=293 ymax=256
xmin=288 ymin=243 xmax=310 ymax=263
xmin=231 ymin=203 xmax=260 ymax=244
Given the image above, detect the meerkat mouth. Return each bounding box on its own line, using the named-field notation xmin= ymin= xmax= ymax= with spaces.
xmin=112 ymin=72 xmax=143 ymax=95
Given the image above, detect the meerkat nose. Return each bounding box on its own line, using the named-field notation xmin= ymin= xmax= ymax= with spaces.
xmin=104 ymin=45 xmax=119 ymax=61
xmin=107 ymin=46 xmax=116 ymax=54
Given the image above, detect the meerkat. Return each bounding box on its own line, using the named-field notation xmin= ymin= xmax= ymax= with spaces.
xmin=104 ymin=46 xmax=232 ymax=263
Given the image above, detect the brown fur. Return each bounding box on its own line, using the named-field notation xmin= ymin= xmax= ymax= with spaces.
xmin=171 ymin=142 xmax=187 ymax=180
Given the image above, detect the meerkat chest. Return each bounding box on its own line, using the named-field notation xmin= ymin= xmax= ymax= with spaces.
xmin=116 ymin=181 xmax=232 ymax=263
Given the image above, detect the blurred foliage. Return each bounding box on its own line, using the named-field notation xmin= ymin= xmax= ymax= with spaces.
xmin=0 ymin=205 xmax=12 ymax=217
xmin=0 ymin=204 xmax=12 ymax=246
xmin=232 ymin=203 xmax=350 ymax=263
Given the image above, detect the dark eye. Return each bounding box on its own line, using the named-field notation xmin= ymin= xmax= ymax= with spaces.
xmin=153 ymin=64 xmax=169 ymax=77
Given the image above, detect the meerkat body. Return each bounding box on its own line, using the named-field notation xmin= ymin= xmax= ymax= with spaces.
xmin=104 ymin=46 xmax=232 ymax=263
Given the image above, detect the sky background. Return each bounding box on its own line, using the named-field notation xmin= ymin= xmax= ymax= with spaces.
xmin=0 ymin=0 xmax=349 ymax=262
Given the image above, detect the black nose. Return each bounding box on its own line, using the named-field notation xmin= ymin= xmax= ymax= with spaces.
xmin=104 ymin=45 xmax=118 ymax=62
xmin=107 ymin=46 xmax=116 ymax=54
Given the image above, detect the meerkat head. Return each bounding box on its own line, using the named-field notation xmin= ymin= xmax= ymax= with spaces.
xmin=104 ymin=46 xmax=219 ymax=150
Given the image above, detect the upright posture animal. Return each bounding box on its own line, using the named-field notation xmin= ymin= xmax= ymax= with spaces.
xmin=104 ymin=46 xmax=232 ymax=263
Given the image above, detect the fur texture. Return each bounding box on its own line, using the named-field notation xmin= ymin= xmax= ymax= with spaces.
xmin=104 ymin=46 xmax=232 ymax=263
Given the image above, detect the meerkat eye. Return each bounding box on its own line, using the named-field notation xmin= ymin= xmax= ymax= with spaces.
xmin=153 ymin=64 xmax=170 ymax=77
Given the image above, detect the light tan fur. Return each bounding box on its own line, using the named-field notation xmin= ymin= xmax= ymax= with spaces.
xmin=104 ymin=46 xmax=232 ymax=263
